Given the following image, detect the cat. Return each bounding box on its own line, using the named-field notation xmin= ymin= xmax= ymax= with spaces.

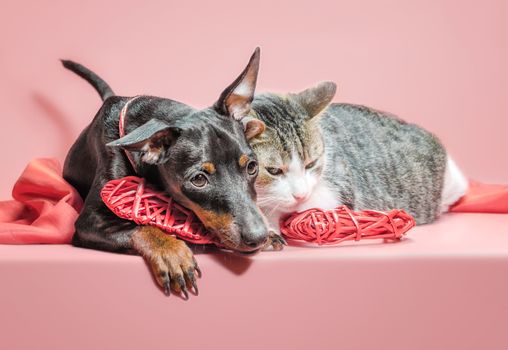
xmin=247 ymin=82 xmax=468 ymax=231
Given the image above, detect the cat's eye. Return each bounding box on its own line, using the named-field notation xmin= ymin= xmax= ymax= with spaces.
xmin=247 ymin=161 xmax=258 ymax=176
xmin=190 ymin=173 xmax=208 ymax=188
xmin=305 ymin=159 xmax=318 ymax=170
xmin=266 ymin=167 xmax=283 ymax=176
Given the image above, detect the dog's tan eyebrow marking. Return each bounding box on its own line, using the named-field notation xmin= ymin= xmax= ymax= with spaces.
xmin=239 ymin=154 xmax=249 ymax=167
xmin=202 ymin=162 xmax=216 ymax=174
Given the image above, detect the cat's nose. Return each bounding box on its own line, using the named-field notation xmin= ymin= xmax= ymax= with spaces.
xmin=293 ymin=193 xmax=308 ymax=202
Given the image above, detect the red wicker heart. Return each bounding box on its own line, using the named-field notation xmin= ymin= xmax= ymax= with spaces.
xmin=100 ymin=176 xmax=213 ymax=244
xmin=100 ymin=176 xmax=415 ymax=246
xmin=280 ymin=206 xmax=415 ymax=246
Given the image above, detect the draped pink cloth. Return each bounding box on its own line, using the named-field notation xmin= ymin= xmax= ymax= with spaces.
xmin=449 ymin=180 xmax=508 ymax=213
xmin=0 ymin=158 xmax=82 ymax=244
xmin=0 ymin=158 xmax=506 ymax=244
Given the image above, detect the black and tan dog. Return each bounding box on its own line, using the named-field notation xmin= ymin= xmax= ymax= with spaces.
xmin=62 ymin=49 xmax=285 ymax=298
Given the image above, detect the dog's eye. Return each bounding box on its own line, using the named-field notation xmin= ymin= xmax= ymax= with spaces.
xmin=191 ymin=174 xmax=208 ymax=188
xmin=305 ymin=159 xmax=318 ymax=170
xmin=266 ymin=167 xmax=283 ymax=176
xmin=247 ymin=160 xmax=258 ymax=176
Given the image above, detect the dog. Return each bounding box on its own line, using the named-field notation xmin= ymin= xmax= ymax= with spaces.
xmin=62 ymin=48 xmax=285 ymax=299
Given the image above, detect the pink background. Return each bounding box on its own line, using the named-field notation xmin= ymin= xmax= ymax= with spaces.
xmin=1 ymin=0 xmax=507 ymax=199
xmin=1 ymin=3 xmax=508 ymax=348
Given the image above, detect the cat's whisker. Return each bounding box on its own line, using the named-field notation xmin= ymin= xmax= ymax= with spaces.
xmin=257 ymin=197 xmax=281 ymax=205
xmin=257 ymin=199 xmax=280 ymax=206
xmin=266 ymin=202 xmax=283 ymax=217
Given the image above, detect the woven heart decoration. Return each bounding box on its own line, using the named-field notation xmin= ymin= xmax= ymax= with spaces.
xmin=280 ymin=206 xmax=415 ymax=246
xmin=100 ymin=176 xmax=213 ymax=244
xmin=100 ymin=176 xmax=416 ymax=246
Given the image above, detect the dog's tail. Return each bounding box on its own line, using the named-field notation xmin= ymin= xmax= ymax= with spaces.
xmin=61 ymin=60 xmax=114 ymax=101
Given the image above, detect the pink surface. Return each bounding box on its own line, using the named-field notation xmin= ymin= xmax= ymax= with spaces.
xmin=1 ymin=213 xmax=508 ymax=350
xmin=1 ymin=0 xmax=508 ymax=200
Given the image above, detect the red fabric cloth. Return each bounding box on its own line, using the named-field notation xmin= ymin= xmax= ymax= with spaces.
xmin=450 ymin=180 xmax=508 ymax=213
xmin=0 ymin=158 xmax=82 ymax=244
xmin=0 ymin=158 xmax=506 ymax=245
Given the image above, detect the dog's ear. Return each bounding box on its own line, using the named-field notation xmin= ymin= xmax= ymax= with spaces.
xmin=106 ymin=119 xmax=179 ymax=164
xmin=291 ymin=81 xmax=337 ymax=118
xmin=214 ymin=47 xmax=260 ymax=120
xmin=241 ymin=116 xmax=266 ymax=140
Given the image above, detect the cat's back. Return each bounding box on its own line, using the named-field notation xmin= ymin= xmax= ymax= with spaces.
xmin=321 ymin=103 xmax=445 ymax=162
xmin=320 ymin=103 xmax=447 ymax=224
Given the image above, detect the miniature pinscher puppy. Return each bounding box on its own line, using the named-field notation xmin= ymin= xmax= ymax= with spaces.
xmin=62 ymin=49 xmax=285 ymax=298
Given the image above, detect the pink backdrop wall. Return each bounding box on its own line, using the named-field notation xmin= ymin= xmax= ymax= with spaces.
xmin=1 ymin=0 xmax=507 ymax=199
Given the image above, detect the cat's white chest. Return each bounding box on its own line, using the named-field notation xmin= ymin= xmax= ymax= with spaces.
xmin=295 ymin=181 xmax=342 ymax=212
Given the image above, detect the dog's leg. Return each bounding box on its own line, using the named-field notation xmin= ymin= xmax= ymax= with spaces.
xmin=132 ymin=226 xmax=200 ymax=298
xmin=73 ymin=191 xmax=200 ymax=297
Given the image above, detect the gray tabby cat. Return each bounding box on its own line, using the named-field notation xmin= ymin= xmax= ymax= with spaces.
xmin=247 ymin=82 xmax=468 ymax=230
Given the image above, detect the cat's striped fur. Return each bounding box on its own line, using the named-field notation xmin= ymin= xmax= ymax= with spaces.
xmin=249 ymin=83 xmax=467 ymax=227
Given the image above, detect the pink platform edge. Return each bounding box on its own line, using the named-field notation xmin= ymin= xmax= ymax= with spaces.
xmin=1 ymin=213 xmax=508 ymax=350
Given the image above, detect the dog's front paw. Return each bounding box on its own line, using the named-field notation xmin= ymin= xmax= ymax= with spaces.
xmin=263 ymin=230 xmax=287 ymax=251
xmin=132 ymin=226 xmax=201 ymax=299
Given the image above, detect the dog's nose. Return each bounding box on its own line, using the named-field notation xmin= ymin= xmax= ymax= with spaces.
xmin=241 ymin=228 xmax=268 ymax=249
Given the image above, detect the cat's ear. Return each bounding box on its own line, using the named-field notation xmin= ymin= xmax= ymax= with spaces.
xmin=241 ymin=116 xmax=266 ymax=140
xmin=106 ymin=119 xmax=180 ymax=164
xmin=292 ymin=81 xmax=337 ymax=118
xmin=214 ymin=48 xmax=260 ymax=120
